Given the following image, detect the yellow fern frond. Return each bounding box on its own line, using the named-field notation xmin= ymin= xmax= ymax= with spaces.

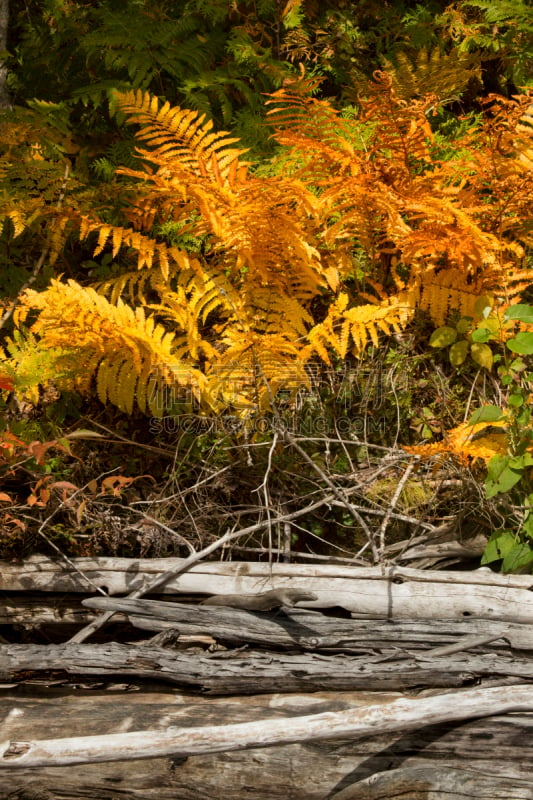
xmin=208 ymin=330 xmax=308 ymax=413
xmin=305 ymin=294 xmax=412 ymax=361
xmin=77 ymin=216 xmax=197 ymax=280
xmin=410 ymin=267 xmax=483 ymax=325
xmin=1 ymin=207 xmax=26 ymax=237
xmin=116 ymin=90 xmax=249 ymax=181
xmin=16 ymin=279 xmax=207 ymax=415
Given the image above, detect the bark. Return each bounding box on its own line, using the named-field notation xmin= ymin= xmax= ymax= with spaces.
xmin=331 ymin=766 xmax=533 ymax=799
xmin=1 ymin=640 xmax=532 ymax=694
xmin=79 ymin=597 xmax=533 ymax=651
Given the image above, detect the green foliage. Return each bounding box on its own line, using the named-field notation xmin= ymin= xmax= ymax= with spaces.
xmin=465 ymin=304 xmax=533 ymax=572
xmin=448 ymin=1 xmax=533 ymax=88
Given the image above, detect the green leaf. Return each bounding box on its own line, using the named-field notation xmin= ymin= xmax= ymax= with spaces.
xmin=449 ymin=340 xmax=469 ymax=366
xmin=523 ymin=509 xmax=533 ymax=540
xmin=508 ymin=392 xmax=524 ymax=407
xmin=471 ymin=327 xmax=492 ymax=343
xmin=481 ymin=530 xmax=516 ymax=564
xmin=470 ymin=342 xmax=493 ymax=369
xmin=468 ymin=405 xmax=504 ymax=425
xmin=430 ymin=326 xmax=457 ymax=347
xmin=508 ymin=453 xmax=533 ymax=470
xmin=507 ymin=332 xmax=533 ymax=355
xmin=485 ymin=465 xmax=523 ymax=497
xmin=502 ymin=543 xmax=533 ymax=573
xmin=515 ymin=406 xmax=531 ymax=427
xmin=505 ymin=304 xmax=533 ymax=323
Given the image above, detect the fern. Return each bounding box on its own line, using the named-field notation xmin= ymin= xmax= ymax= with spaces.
xmin=305 ymin=294 xmax=408 ymax=362
xmin=14 ymin=279 xmax=207 ymax=416
xmin=404 ymin=419 xmax=509 ymax=465
xmin=382 ymin=47 xmax=481 ymax=103
xmin=6 ymin=77 xmax=532 ymax=418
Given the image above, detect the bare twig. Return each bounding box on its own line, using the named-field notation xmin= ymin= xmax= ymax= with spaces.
xmin=67 ymin=488 xmax=367 ymax=643
xmin=252 ymin=431 xmax=278 ymax=564
xmin=415 ymin=633 xmax=506 ymax=660
xmin=279 ymin=429 xmax=380 ymax=562
xmin=132 ymin=513 xmax=196 ymax=555
xmin=377 ymin=456 xmax=419 ymax=556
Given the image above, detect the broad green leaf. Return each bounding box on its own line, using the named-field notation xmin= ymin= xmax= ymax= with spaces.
xmin=476 ymin=317 xmax=500 ymax=335
xmin=523 ymin=509 xmax=533 ymax=540
xmin=449 ymin=340 xmax=468 ymax=366
xmin=508 ymin=392 xmax=524 ymax=407
xmin=471 ymin=327 xmax=492 ymax=343
xmin=480 ymin=530 xmax=516 ymax=564
xmin=468 ymin=405 xmax=503 ymax=425
xmin=507 ymin=332 xmax=533 ymax=355
xmin=502 ymin=543 xmax=533 ymax=573
xmin=516 ymin=406 xmax=531 ymax=427
xmin=430 ymin=326 xmax=457 ymax=348
xmin=508 ymin=453 xmax=533 ymax=469
xmin=486 ymin=454 xmax=509 ymax=480
xmin=505 ymin=304 xmax=533 ymax=323
xmin=470 ymin=342 xmax=493 ymax=369
xmin=486 ymin=465 xmax=522 ymax=497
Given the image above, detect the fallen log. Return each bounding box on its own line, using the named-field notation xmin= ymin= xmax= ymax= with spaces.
xmin=2 ymin=556 xmax=533 ymax=621
xmin=330 ymin=766 xmax=533 ymax=799
xmin=80 ymin=597 xmax=533 ymax=651
xmin=1 ymin=640 xmax=532 ymax=693
xmin=1 ymin=684 xmax=532 ymax=769
xmin=1 ymin=689 xmax=531 ymax=799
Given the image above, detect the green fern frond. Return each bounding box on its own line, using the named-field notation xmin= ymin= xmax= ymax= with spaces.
xmin=382 ymin=47 xmax=481 ymax=103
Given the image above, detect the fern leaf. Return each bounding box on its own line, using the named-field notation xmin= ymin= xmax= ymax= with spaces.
xmin=15 ymin=279 xmax=207 ymax=416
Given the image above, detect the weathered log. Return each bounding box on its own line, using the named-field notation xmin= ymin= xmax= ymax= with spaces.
xmin=2 ymin=557 xmax=532 ymax=622
xmin=1 ymin=690 xmax=531 ymax=799
xmin=1 ymin=641 xmax=532 ymax=693
xmin=4 ymin=594 xmax=533 ymax=657
xmin=201 ymin=587 xmax=318 ymax=610
xmin=1 ymin=684 xmax=532 ymax=769
xmin=80 ymin=597 xmax=533 ymax=651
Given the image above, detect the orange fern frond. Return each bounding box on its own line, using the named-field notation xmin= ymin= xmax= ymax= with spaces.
xmin=405 ymin=420 xmax=509 ymax=465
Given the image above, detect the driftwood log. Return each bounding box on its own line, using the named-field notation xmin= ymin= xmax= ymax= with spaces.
xmin=2 ymin=637 xmax=533 ymax=693
xmin=1 ymin=688 xmax=533 ymax=798
xmin=2 ymin=556 xmax=533 ymax=621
